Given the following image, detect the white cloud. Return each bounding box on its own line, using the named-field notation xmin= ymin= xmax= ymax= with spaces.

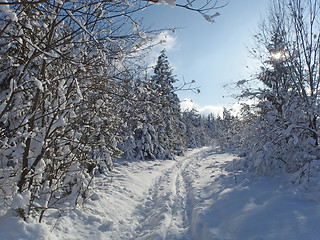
xmin=145 ymin=31 xmax=177 ymax=68
xmin=123 ymin=30 xmax=178 ymax=74
xmin=198 ymin=105 xmax=224 ymax=116
xmin=180 ymin=98 xmax=259 ymax=117
xmin=154 ymin=31 xmax=177 ymax=51
xmin=180 ymin=98 xmax=224 ymax=117
xmin=180 ymin=98 xmax=195 ymax=111
xmin=230 ymin=98 xmax=258 ymax=116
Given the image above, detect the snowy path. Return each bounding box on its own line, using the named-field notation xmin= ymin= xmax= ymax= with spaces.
xmin=2 ymin=147 xmax=320 ymax=240
xmin=98 ymin=147 xmax=242 ymax=240
xmin=132 ymin=148 xmax=201 ymax=239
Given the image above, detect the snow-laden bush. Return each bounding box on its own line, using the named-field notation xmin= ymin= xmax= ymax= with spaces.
xmin=241 ymin=98 xmax=320 ymax=176
xmin=0 ymin=0 xmax=148 ymax=221
xmin=234 ymin=0 xmax=320 ymax=177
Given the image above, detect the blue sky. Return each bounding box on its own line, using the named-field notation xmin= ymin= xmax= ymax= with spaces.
xmin=138 ymin=0 xmax=270 ymax=115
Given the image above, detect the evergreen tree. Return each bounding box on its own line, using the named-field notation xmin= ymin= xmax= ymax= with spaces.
xmin=213 ymin=108 xmax=242 ymax=150
xmin=118 ymin=78 xmax=168 ymax=161
xmin=150 ymin=50 xmax=186 ymax=156
xmin=119 ymin=50 xmax=186 ymax=160
xmin=238 ymin=0 xmax=320 ymax=175
xmin=181 ymin=109 xmax=215 ymax=148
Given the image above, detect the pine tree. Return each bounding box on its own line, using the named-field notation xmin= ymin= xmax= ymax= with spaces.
xmin=150 ymin=50 xmax=186 ymax=156
xmin=119 ymin=50 xmax=186 ymax=160
xmin=238 ymin=0 xmax=320 ymax=175
xmin=118 ymin=78 xmax=167 ymax=161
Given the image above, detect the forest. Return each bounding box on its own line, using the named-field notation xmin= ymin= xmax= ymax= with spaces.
xmin=1 ymin=0 xmax=320 ymax=235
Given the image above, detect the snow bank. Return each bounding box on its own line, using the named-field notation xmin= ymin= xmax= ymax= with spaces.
xmin=0 ymin=210 xmax=53 ymax=240
xmin=184 ymin=151 xmax=320 ymax=240
xmin=1 ymin=148 xmax=320 ymax=240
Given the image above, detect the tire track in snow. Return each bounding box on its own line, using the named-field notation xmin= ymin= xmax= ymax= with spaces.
xmin=132 ymin=148 xmax=207 ymax=240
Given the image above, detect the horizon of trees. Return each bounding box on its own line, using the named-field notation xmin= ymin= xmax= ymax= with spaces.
xmin=0 ymin=0 xmax=222 ymax=222
xmin=1 ymin=0 xmax=320 ymax=224
xmin=217 ymin=0 xmax=320 ymax=178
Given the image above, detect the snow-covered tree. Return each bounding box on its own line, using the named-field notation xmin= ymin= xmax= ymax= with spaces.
xmin=0 ymin=0 xmax=162 ymax=221
xmin=213 ymin=108 xmax=242 ymax=150
xmin=181 ymin=108 xmax=214 ymax=148
xmin=118 ymin=78 xmax=169 ymax=161
xmin=149 ymin=49 xmax=186 ymax=156
xmin=0 ymin=0 xmax=225 ymax=221
xmin=119 ymin=50 xmax=186 ymax=160
xmin=237 ymin=0 xmax=320 ymax=175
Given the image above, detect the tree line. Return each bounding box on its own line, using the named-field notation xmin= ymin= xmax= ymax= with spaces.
xmin=2 ymin=0 xmax=318 ymax=223
xmin=214 ymin=0 xmax=320 ymax=178
xmin=0 ymin=0 xmax=221 ymax=222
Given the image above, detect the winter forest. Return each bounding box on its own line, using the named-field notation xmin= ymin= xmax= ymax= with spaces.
xmin=1 ymin=0 xmax=320 ymax=239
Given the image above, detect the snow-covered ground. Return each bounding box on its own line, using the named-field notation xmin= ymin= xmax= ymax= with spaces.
xmin=1 ymin=147 xmax=320 ymax=240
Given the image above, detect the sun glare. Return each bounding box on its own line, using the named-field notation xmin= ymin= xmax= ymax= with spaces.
xmin=271 ymin=51 xmax=283 ymax=60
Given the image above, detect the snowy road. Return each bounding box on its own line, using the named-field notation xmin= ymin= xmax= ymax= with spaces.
xmin=132 ymin=148 xmax=215 ymax=239
xmin=2 ymin=147 xmax=320 ymax=240
xmin=95 ymin=147 xmax=242 ymax=240
xmin=51 ymin=147 xmax=240 ymax=240
xmin=133 ymin=151 xmax=191 ymax=239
